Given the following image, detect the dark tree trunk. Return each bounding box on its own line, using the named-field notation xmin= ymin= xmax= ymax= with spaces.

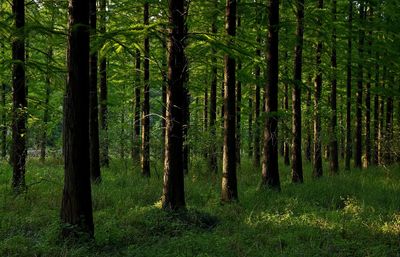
xmin=99 ymin=0 xmax=109 ymax=167
xmin=1 ymin=82 xmax=6 ymax=159
xmin=236 ymin=1 xmax=242 ymax=165
xmin=40 ymin=47 xmax=52 ymax=163
xmin=378 ymin=65 xmax=386 ymax=165
xmin=291 ymin=0 xmax=304 ymax=183
xmin=365 ymin=8 xmax=373 ymax=168
xmin=261 ymin=0 xmax=280 ymax=190
xmin=329 ymin=0 xmax=339 ymax=174
xmin=61 ymin=0 xmax=94 ymax=238
xmin=385 ymin=75 xmax=393 ymax=164
xmin=305 ymin=79 xmax=312 ymax=162
xmin=12 ymin=0 xmax=26 ymax=192
xmin=89 ymin=0 xmax=101 ymax=182
xmin=373 ymin=56 xmax=379 ymax=165
xmin=141 ymin=2 xmax=150 ymax=177
xmin=161 ymin=36 xmax=167 ymax=160
xmin=162 ymin=0 xmax=187 ymax=210
xmin=221 ymin=0 xmax=238 ymax=202
xmin=248 ymin=90 xmax=253 ymax=158
xmin=253 ymin=34 xmax=261 ymax=167
xmin=313 ymin=0 xmax=323 ymax=178
xmin=208 ymin=2 xmax=218 ymax=173
xmin=345 ymin=0 xmax=353 ymax=170
xmin=133 ymin=49 xmax=141 ymax=160
xmin=182 ymin=79 xmax=190 ymax=175
xmin=354 ymin=3 xmax=365 ymax=169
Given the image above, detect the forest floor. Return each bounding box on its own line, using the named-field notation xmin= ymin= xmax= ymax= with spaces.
xmin=0 ymin=157 xmax=399 ymax=257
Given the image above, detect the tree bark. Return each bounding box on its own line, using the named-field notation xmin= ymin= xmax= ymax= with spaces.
xmin=99 ymin=0 xmax=109 ymax=167
xmin=313 ymin=0 xmax=323 ymax=178
xmin=364 ymin=7 xmax=373 ymax=168
xmin=89 ymin=0 xmax=101 ymax=182
xmin=61 ymin=0 xmax=94 ymax=238
xmin=221 ymin=0 xmax=238 ymax=202
xmin=345 ymin=0 xmax=353 ymax=170
xmin=283 ymin=51 xmax=290 ymax=166
xmin=261 ymin=0 xmax=280 ymax=190
xmin=141 ymin=2 xmax=150 ymax=177
xmin=236 ymin=0 xmax=242 ymax=165
xmin=329 ymin=0 xmax=339 ymax=174
xmin=305 ymin=78 xmax=312 ymax=162
xmin=162 ymin=0 xmax=187 ymax=210
xmin=373 ymin=54 xmax=379 ymax=165
xmin=40 ymin=47 xmax=52 ymax=163
xmin=354 ymin=2 xmax=365 ymax=169
xmin=12 ymin=0 xmax=27 ymax=192
xmin=385 ymin=75 xmax=393 ymax=164
xmin=291 ymin=0 xmax=304 ymax=183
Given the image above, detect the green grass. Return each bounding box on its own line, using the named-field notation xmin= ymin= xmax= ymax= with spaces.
xmin=1 ymin=157 xmax=399 ymax=257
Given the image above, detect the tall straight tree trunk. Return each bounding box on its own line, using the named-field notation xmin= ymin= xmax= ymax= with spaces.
xmin=161 ymin=35 xmax=167 ymax=160
xmin=1 ymin=82 xmax=6 ymax=159
xmin=162 ymin=0 xmax=187 ymax=210
xmin=248 ymin=89 xmax=253 ymax=158
xmin=221 ymin=0 xmax=238 ymax=202
xmin=291 ymin=0 xmax=304 ymax=183
xmin=385 ymin=75 xmax=393 ymax=164
xmin=208 ymin=0 xmax=218 ymax=173
xmin=313 ymin=0 xmax=323 ymax=178
xmin=12 ymin=0 xmax=26 ymax=191
xmin=133 ymin=49 xmax=141 ymax=160
xmin=253 ymin=34 xmax=261 ymax=167
xmin=99 ymin=0 xmax=109 ymax=167
xmin=329 ymin=0 xmax=339 ymax=174
xmin=61 ymin=0 xmax=94 ymax=238
xmin=89 ymin=0 xmax=101 ymax=182
xmin=40 ymin=47 xmax=52 ymax=163
xmin=365 ymin=7 xmax=373 ymax=168
xmin=373 ymin=55 xmax=379 ymax=165
xmin=262 ymin=0 xmax=280 ymax=190
xmin=378 ymin=65 xmax=386 ymax=165
xmin=345 ymin=0 xmax=353 ymax=170
xmin=305 ymin=79 xmax=312 ymax=162
xmin=354 ymin=3 xmax=365 ymax=169
xmin=141 ymin=2 xmax=150 ymax=177
xmin=236 ymin=0 xmax=242 ymax=165
xmin=182 ymin=79 xmax=190 ymax=174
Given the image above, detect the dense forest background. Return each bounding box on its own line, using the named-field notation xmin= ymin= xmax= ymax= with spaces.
xmin=0 ymin=0 xmax=399 ymax=256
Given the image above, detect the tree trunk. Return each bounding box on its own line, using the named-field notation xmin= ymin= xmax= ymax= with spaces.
xmin=364 ymin=7 xmax=373 ymax=168
xmin=40 ymin=47 xmax=52 ymax=163
xmin=291 ymin=0 xmax=304 ymax=183
xmin=262 ymin=0 xmax=280 ymax=190
xmin=329 ymin=0 xmax=339 ymax=174
xmin=354 ymin=3 xmax=365 ymax=169
xmin=141 ymin=2 xmax=150 ymax=177
xmin=0 ymin=82 xmax=6 ymax=159
xmin=161 ymin=36 xmax=167 ymax=160
xmin=283 ymin=52 xmax=290 ymax=166
xmin=89 ymin=0 xmax=101 ymax=182
xmin=385 ymin=75 xmax=393 ymax=164
xmin=345 ymin=0 xmax=353 ymax=170
xmin=61 ymin=0 xmax=94 ymax=238
xmin=99 ymin=0 xmax=109 ymax=167
xmin=305 ymin=78 xmax=312 ymax=162
xmin=162 ymin=0 xmax=187 ymax=210
xmin=372 ymin=54 xmax=379 ymax=165
xmin=208 ymin=0 xmax=218 ymax=173
xmin=236 ymin=0 xmax=242 ymax=165
xmin=12 ymin=0 xmax=27 ymax=192
xmin=313 ymin=0 xmax=323 ymax=178
xmin=378 ymin=65 xmax=386 ymax=165
xmin=133 ymin=49 xmax=141 ymax=160
xmin=221 ymin=0 xmax=238 ymax=202
xmin=253 ymin=34 xmax=261 ymax=167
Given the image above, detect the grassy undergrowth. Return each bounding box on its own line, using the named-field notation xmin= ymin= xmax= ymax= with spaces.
xmin=0 ymin=157 xmax=399 ymax=257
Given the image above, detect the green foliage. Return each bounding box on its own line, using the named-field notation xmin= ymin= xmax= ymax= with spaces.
xmin=1 ymin=159 xmax=399 ymax=257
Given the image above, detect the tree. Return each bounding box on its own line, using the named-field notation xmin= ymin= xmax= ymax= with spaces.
xmin=89 ymin=0 xmax=101 ymax=182
xmin=345 ymin=0 xmax=353 ymax=170
xmin=291 ymin=0 xmax=304 ymax=183
xmin=162 ymin=0 xmax=187 ymax=210
xmin=60 ymin=0 xmax=94 ymax=238
xmin=261 ymin=0 xmax=280 ymax=190
xmin=221 ymin=0 xmax=238 ymax=202
xmin=312 ymin=0 xmax=323 ymax=178
xmin=11 ymin=0 xmax=27 ymax=192
xmin=133 ymin=48 xmax=141 ymax=160
xmin=141 ymin=1 xmax=150 ymax=177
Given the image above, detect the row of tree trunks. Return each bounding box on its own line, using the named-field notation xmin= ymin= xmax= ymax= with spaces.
xmin=345 ymin=0 xmax=353 ymax=170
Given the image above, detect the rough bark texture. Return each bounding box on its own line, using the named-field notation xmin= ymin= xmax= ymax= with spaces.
xmin=261 ymin=0 xmax=280 ymax=190
xmin=162 ymin=0 xmax=187 ymax=210
xmin=12 ymin=0 xmax=27 ymax=192
xmin=313 ymin=0 xmax=323 ymax=178
xmin=354 ymin=3 xmax=365 ymax=169
xmin=345 ymin=0 xmax=352 ymax=170
xmin=291 ymin=0 xmax=304 ymax=183
xmin=236 ymin=1 xmax=242 ymax=165
xmin=40 ymin=47 xmax=52 ymax=163
xmin=221 ymin=0 xmax=238 ymax=202
xmin=329 ymin=0 xmax=339 ymax=174
xmin=99 ymin=0 xmax=109 ymax=167
xmin=161 ymin=36 xmax=167 ymax=160
xmin=89 ymin=0 xmax=101 ymax=182
xmin=61 ymin=0 xmax=94 ymax=238
xmin=141 ymin=2 xmax=150 ymax=177
xmin=373 ymin=55 xmax=379 ymax=165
